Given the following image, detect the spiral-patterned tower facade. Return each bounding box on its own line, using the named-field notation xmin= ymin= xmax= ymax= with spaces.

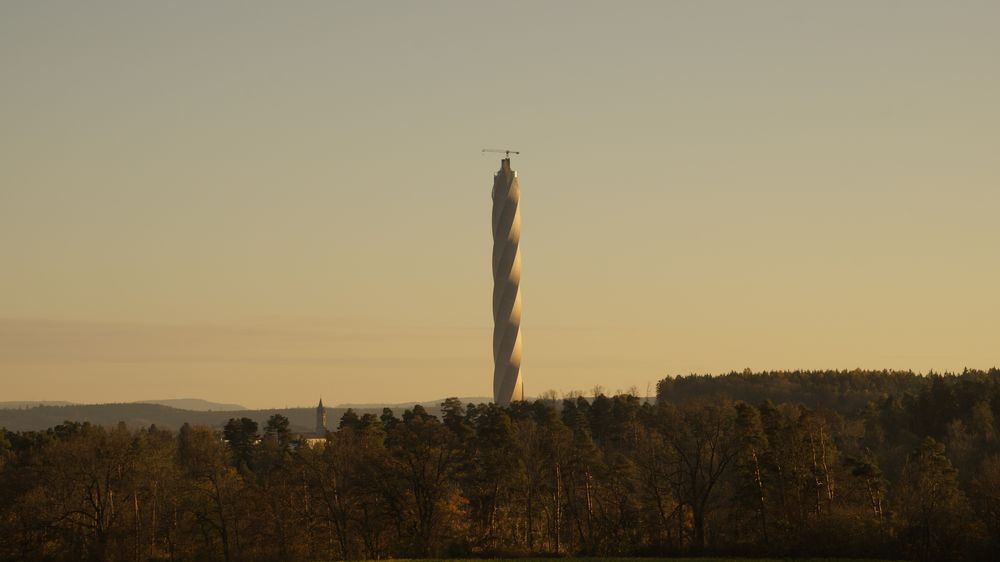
xmin=492 ymin=158 xmax=523 ymax=406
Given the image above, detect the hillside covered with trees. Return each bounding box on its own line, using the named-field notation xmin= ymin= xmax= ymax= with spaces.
xmin=1 ymin=369 xmax=999 ymax=561
xmin=0 ymin=403 xmax=344 ymax=434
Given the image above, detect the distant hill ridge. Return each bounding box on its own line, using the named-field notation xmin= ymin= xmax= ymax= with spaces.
xmin=133 ymin=398 xmax=247 ymax=411
xmin=0 ymin=400 xmax=463 ymax=433
xmin=0 ymin=401 xmax=76 ymax=409
xmin=0 ymin=399 xmax=246 ymax=411
xmin=336 ymin=396 xmax=492 ymax=409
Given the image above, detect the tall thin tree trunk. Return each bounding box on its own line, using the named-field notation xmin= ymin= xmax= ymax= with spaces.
xmin=751 ymin=448 xmax=768 ymax=544
xmin=526 ymin=488 xmax=533 ymax=551
xmin=554 ymin=462 xmax=561 ymax=554
xmin=819 ymin=428 xmax=835 ymax=510
xmin=150 ymin=481 xmax=157 ymax=559
xmin=133 ymin=492 xmax=141 ymax=562
xmin=809 ymin=432 xmax=823 ymax=516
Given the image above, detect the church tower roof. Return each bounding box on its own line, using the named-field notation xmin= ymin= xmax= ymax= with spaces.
xmin=316 ymin=398 xmax=328 ymax=434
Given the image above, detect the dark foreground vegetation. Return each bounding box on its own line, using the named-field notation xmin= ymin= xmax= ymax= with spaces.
xmin=400 ymin=559 xmax=896 ymax=562
xmin=2 ymin=369 xmax=1000 ymax=561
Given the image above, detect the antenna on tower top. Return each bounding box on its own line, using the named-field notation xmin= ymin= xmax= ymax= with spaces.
xmin=482 ymin=148 xmax=520 ymax=158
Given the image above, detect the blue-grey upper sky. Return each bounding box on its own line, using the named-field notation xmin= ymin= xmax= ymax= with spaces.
xmin=1 ymin=1 xmax=998 ymax=407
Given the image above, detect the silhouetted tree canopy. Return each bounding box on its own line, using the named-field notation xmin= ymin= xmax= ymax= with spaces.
xmin=1 ymin=368 xmax=999 ymax=561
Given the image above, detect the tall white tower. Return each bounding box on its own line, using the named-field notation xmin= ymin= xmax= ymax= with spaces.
xmin=492 ymin=157 xmax=523 ymax=406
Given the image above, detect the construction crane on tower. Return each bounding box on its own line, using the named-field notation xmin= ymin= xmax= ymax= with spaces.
xmin=482 ymin=148 xmax=520 ymax=158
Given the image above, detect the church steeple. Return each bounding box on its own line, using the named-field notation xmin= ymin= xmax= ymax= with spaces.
xmin=315 ymin=398 xmax=327 ymax=434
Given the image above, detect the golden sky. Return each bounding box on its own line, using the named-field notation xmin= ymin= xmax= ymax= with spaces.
xmin=2 ymin=1 xmax=998 ymax=408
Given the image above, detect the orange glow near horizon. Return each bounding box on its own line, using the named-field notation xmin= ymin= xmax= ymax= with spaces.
xmin=1 ymin=1 xmax=998 ymax=408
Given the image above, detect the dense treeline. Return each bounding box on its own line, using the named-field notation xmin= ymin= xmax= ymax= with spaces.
xmin=2 ymin=369 xmax=1000 ymax=561
xmin=657 ymin=369 xmax=946 ymax=413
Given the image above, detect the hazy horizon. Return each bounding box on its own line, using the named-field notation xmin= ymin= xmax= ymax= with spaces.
xmin=2 ymin=1 xmax=998 ymax=409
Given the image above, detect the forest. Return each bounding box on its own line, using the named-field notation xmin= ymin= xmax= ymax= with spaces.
xmin=1 ymin=369 xmax=999 ymax=561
